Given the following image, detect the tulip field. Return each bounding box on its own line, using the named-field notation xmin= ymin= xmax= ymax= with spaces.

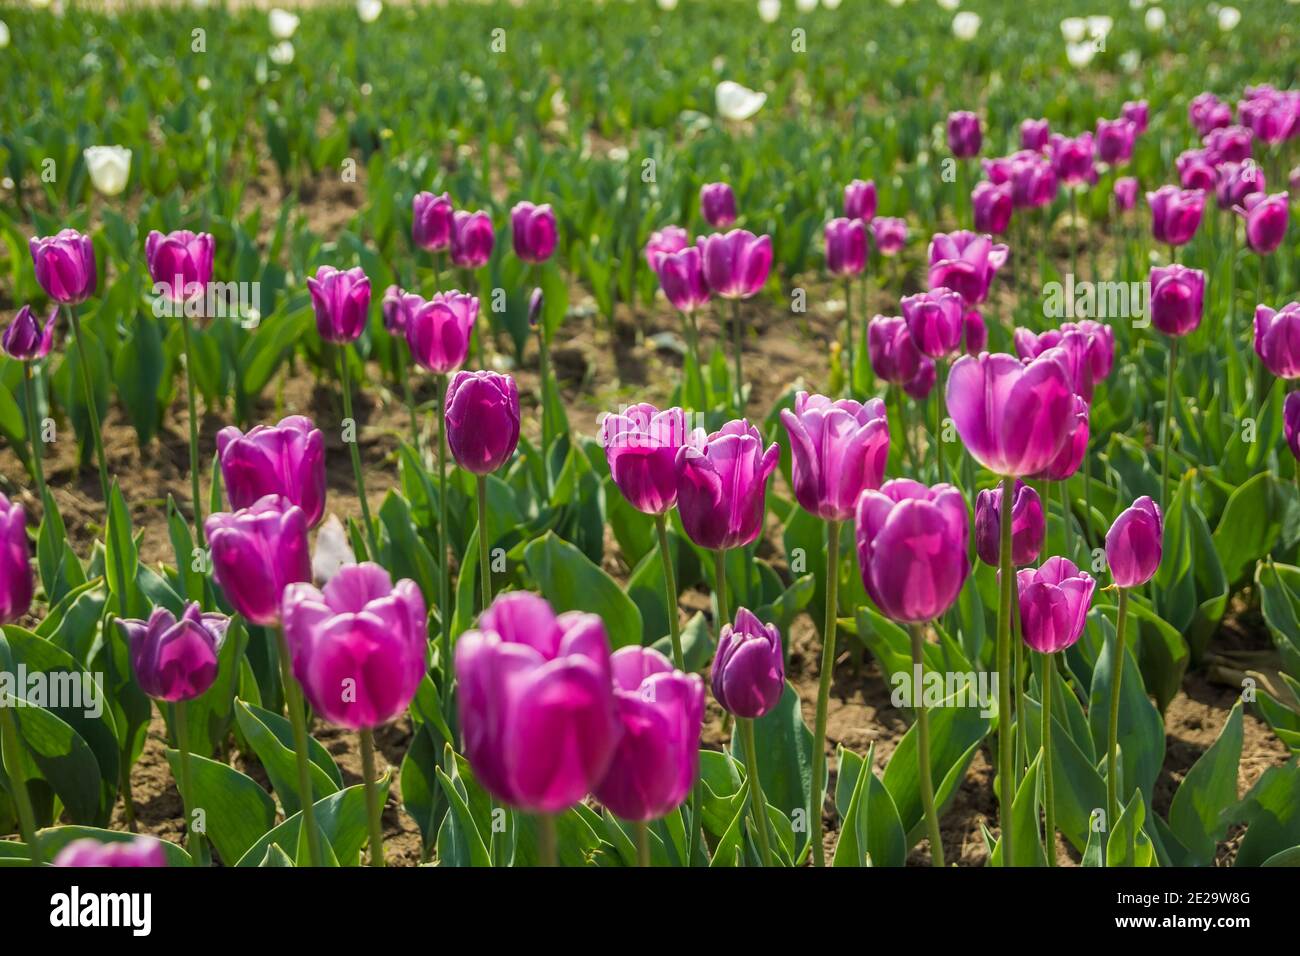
xmin=2 ymin=0 xmax=1300 ymax=878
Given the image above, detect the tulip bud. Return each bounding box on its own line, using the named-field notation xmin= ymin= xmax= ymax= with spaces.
xmin=903 ymin=356 xmax=938 ymax=401
xmin=29 ymin=229 xmax=97 ymax=305
xmin=307 ymin=265 xmax=371 ymax=344
xmin=947 ymin=111 xmax=982 ymax=158
xmin=205 ymin=495 xmax=312 ymax=627
xmin=449 ymin=210 xmax=495 ymax=269
xmin=780 ymin=392 xmax=890 ymax=522
xmin=1049 ymin=133 xmax=1096 ymax=186
xmin=1121 ymin=100 xmax=1149 ymax=134
xmin=511 ymin=201 xmax=558 ymax=264
xmin=871 ymin=216 xmax=908 ymax=256
xmin=1147 ymin=185 xmax=1206 ymax=247
xmin=1113 ymin=176 xmax=1139 ymax=212
xmin=927 ymin=231 xmax=1008 ymax=306
xmin=699 ymin=182 xmax=737 ymax=228
xmin=117 ymin=604 xmax=229 ymax=702
xmin=1017 ymin=557 xmax=1096 ymax=654
xmin=1176 ymin=149 xmax=1218 ymax=192
xmin=963 ymin=308 xmax=987 ymax=354
xmin=974 ymin=480 xmax=1044 ymax=567
xmin=868 ymin=314 xmax=922 ymax=385
xmin=0 ymin=494 xmax=33 ymax=625
xmin=2 ymin=305 xmax=57 ymax=361
xmin=1032 ymin=393 xmax=1090 ymax=481
xmin=412 ymin=191 xmax=454 ymax=252
xmin=601 ymin=404 xmax=699 ymax=516
xmin=216 ymin=416 xmax=327 ymax=528
xmin=1020 ymin=118 xmax=1051 ymax=152
xmin=380 ymin=285 xmax=421 ymax=335
xmin=145 ymin=230 xmax=214 ymax=304
xmin=1254 ymin=302 xmax=1300 ymax=379
xmin=675 ymin=420 xmax=778 ymax=551
xmin=843 ymin=179 xmax=877 ymax=222
xmin=445 ymin=370 xmax=520 ymax=474
xmin=1189 ymin=92 xmax=1232 ymax=137
xmin=1204 ymin=125 xmax=1253 ymax=165
xmin=1148 ymin=264 xmax=1206 ymax=337
xmin=824 ymin=217 xmax=867 ymax=276
xmin=1237 ymin=192 xmax=1290 ymax=255
xmin=83 ymin=146 xmax=132 ymax=197
xmin=972 ymin=181 xmax=1013 ymax=235
xmin=53 ymin=837 xmax=167 ymax=868
xmin=1105 ymin=496 xmax=1163 ymax=588
xmin=658 ymin=246 xmax=710 ymax=313
xmin=1095 ymin=118 xmax=1137 ymax=167
xmin=645 ymin=226 xmax=689 ymax=274
xmin=902 ymin=287 xmax=965 ymax=358
xmin=405 ymin=291 xmax=478 ymax=375
xmin=698 ymin=230 xmax=772 ymax=299
xmin=527 ymin=287 xmax=544 ymax=329
xmin=1215 ymin=161 xmax=1266 ymax=211
xmin=712 ymin=608 xmax=784 ymax=718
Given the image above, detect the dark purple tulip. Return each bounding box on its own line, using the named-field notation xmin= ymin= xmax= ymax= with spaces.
xmin=1020 ymin=118 xmax=1051 ymax=152
xmin=412 ymin=191 xmax=454 ymax=252
xmin=1105 ymin=496 xmax=1163 ymax=588
xmin=1237 ymin=192 xmax=1289 ymax=255
xmin=871 ymin=216 xmax=908 ymax=256
xmin=975 ymin=480 xmax=1044 ymax=567
xmin=927 ymin=231 xmax=1008 ymax=306
xmin=1017 ymin=557 xmax=1096 ymax=654
xmin=1240 ymin=97 xmax=1294 ymax=145
xmin=445 ymin=370 xmax=520 ymax=475
xmin=972 ymin=181 xmax=1013 ymax=235
xmin=1013 ymin=327 xmax=1096 ymax=400
xmin=780 ymin=391 xmax=890 ymax=522
xmin=698 ymin=230 xmax=772 ymax=299
xmin=712 ymin=608 xmax=784 ymax=719
xmin=449 ymin=210 xmax=495 ymax=269
xmin=1285 ymin=392 xmax=1300 ymax=462
xmin=902 ymin=287 xmax=964 ymax=358
xmin=118 ymin=604 xmax=229 ymax=702
xmin=675 ymin=419 xmax=778 ymax=551
xmin=281 ymin=563 xmax=427 ymax=730
xmin=1176 ymin=150 xmax=1218 ymax=192
xmin=945 ymin=351 xmax=1075 ymax=477
xmin=903 ymin=356 xmax=937 ymax=401
xmin=947 ymin=111 xmax=982 ymax=158
xmin=216 ymin=415 xmax=327 ymax=528
xmin=868 ymin=314 xmax=922 ymax=385
xmin=528 ymin=288 xmax=544 ymax=329
xmin=1255 ymin=302 xmax=1300 ymax=379
xmin=1203 ymin=125 xmax=1253 ymax=165
xmin=855 ymin=479 xmax=969 ymax=623
xmin=0 ymin=494 xmax=33 ymax=625
xmin=1190 ymin=93 xmax=1232 ymax=137
xmin=1032 ymin=394 xmax=1090 ymax=481
xmin=1049 ymin=133 xmax=1096 ymax=186
xmin=962 ymin=309 xmax=987 ymax=356
xmin=2 ymin=305 xmax=57 ymax=361
xmin=307 ymin=265 xmax=371 ymax=344
xmin=1147 ymin=185 xmax=1206 ymax=247
xmin=1096 ymin=119 xmax=1137 ymax=167
xmin=1113 ymin=176 xmax=1139 ymax=212
xmin=405 ymin=291 xmax=478 ymax=375
xmin=594 ymin=646 xmax=704 ymax=821
xmin=1004 ymin=153 xmax=1058 ymax=209
xmin=700 ymin=182 xmax=737 ymax=228
xmin=600 ymin=404 xmax=699 ymax=516
xmin=29 ymin=229 xmax=96 ymax=305
xmin=824 ymin=217 xmax=867 ymax=276
xmin=205 ymin=495 xmax=312 ymax=627
xmin=645 ymin=225 xmax=689 ymax=273
xmin=145 ymin=230 xmax=214 ymax=303
xmin=53 ymin=838 xmax=166 ymax=868
xmin=380 ymin=285 xmax=422 ymax=335
xmin=1215 ymin=161 xmax=1266 ymax=210
xmin=1121 ymin=100 xmax=1149 ymax=134
xmin=1148 ymin=264 xmax=1206 ymax=337
xmin=658 ymin=246 xmax=710 ymax=314
xmin=511 ymin=201 xmax=558 ymax=264
xmin=843 ymin=179 xmax=878 ymax=222
xmin=455 ymin=591 xmax=620 ymax=812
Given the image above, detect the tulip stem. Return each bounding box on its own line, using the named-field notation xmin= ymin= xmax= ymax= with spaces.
xmin=359 ymin=727 xmax=385 ymax=867
xmin=738 ymin=717 xmax=774 ymax=867
xmin=538 ymin=814 xmax=558 ymax=867
xmin=1060 ymin=479 xmax=1073 ymax=563
xmin=338 ymin=347 xmax=379 ymax=560
xmin=436 ymin=373 xmax=453 ymax=718
xmin=398 ymin=357 xmax=420 ymax=453
xmin=0 ymin=704 xmax=41 ymax=866
xmin=995 ymin=475 xmax=1015 ymax=865
xmin=712 ymin=549 xmax=730 ymax=636
xmin=909 ymin=622 xmax=945 ymax=867
xmin=654 ymin=514 xmax=684 ymax=670
xmin=680 ymin=309 xmax=706 ymax=410
xmin=1106 ymin=587 xmax=1130 ymax=832
xmin=1069 ymin=188 xmax=1079 ymax=285
xmin=21 ymin=363 xmax=47 ymax=506
xmin=1160 ymin=338 xmax=1178 ymax=514
xmin=1042 ymin=652 xmax=1057 ymax=867
xmin=843 ymin=278 xmax=854 ymax=398
xmin=633 ymin=820 xmax=651 ymax=867
xmin=731 ymin=299 xmax=744 ymax=412
xmin=1013 ymin=587 xmax=1027 ymax=783
xmin=179 ymin=308 xmax=205 ymax=548
xmin=476 ymin=475 xmax=492 ymax=610
xmin=174 ymin=700 xmax=207 ymax=866
xmin=275 ymin=627 xmax=323 ymax=867
xmin=811 ymin=519 xmax=840 ymax=867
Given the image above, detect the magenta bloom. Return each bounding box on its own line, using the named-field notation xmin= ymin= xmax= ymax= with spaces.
xmin=780 ymin=391 xmax=890 ymax=522
xmin=445 ymin=370 xmax=520 ymax=475
xmin=1176 ymin=150 xmax=1218 ymax=192
xmin=145 ymin=229 xmax=214 ymax=303
xmin=675 ymin=420 xmax=779 ymax=551
xmin=927 ymin=231 xmax=1008 ymax=306
xmin=1113 ymin=176 xmax=1139 ymax=212
xmin=454 ymin=591 xmax=620 ymax=812
xmin=1049 ymin=133 xmax=1096 ymax=186
xmin=1240 ymin=97 xmax=1294 ymax=145
xmin=868 ymin=314 xmax=922 ymax=385
xmin=1148 ymin=264 xmax=1206 ymax=337
xmin=412 ymin=191 xmax=454 ymax=252
xmin=700 ymin=182 xmax=737 ymax=228
xmin=1122 ymin=100 xmax=1149 ymax=134
xmin=963 ymin=309 xmax=987 ymax=355
xmin=601 ymin=404 xmax=699 ymax=516
xmin=1063 ymin=319 xmax=1116 ymax=381
xmin=698 ymin=230 xmax=772 ymax=299
xmin=307 ymin=265 xmax=370 ymax=344
xmin=380 ymin=285 xmax=422 ymax=335
xmin=945 ymin=351 xmax=1075 ymax=477
xmin=2 ymin=305 xmax=57 ymax=361
xmin=281 ymin=563 xmax=426 ymax=731
xmin=871 ymin=216 xmax=908 ymax=256
xmin=855 ymin=479 xmax=969 ymax=623
xmin=1148 ymin=185 xmax=1206 ymax=247
xmin=1008 ymin=154 xmax=1058 ymax=209
xmin=902 ymin=287 xmax=965 ymax=358
xmin=29 ymin=229 xmax=97 ymax=305
xmin=1105 ymin=496 xmax=1163 ymax=588
xmin=405 ymin=291 xmax=478 ymax=375
xmin=1204 ymin=125 xmax=1254 ymax=165
xmin=1255 ymin=302 xmax=1300 ymax=379
xmin=204 ymin=495 xmax=312 ymax=627
xmin=903 ymin=357 xmax=937 ymax=401
xmin=1017 ymin=557 xmax=1096 ymax=654
xmin=594 ymin=646 xmax=704 ymax=821
xmin=843 ymin=179 xmax=878 ymax=222
xmin=0 ymin=494 xmax=33 ymax=625
xmin=947 ymin=111 xmax=982 ymax=158
xmin=825 ymin=217 xmax=868 ymax=276
xmin=216 ymin=415 xmax=327 ymax=528
xmin=974 ymin=480 xmax=1044 ymax=567
xmin=1190 ymin=93 xmax=1232 ymax=137
xmin=1033 ymin=394 xmax=1090 ymax=481
xmin=645 ymin=225 xmax=689 ymax=273
xmin=1013 ymin=326 xmax=1096 ymax=400
xmin=511 ymin=201 xmax=558 ymax=264
xmin=449 ymin=210 xmax=495 ymax=269
xmin=1237 ymin=192 xmax=1289 ymax=255
xmin=711 ymin=608 xmax=784 ymax=719
xmin=1095 ymin=119 xmax=1137 ymax=167
xmin=53 ymin=837 xmax=166 ymax=868
xmin=658 ymin=246 xmax=710 ymax=314
xmin=118 ymin=604 xmax=229 ymax=702
xmin=1020 ymin=118 xmax=1051 ymax=152
xmin=1215 ymin=161 xmax=1266 ymax=210
xmin=972 ymin=181 xmax=1013 ymax=235
xmin=1286 ymin=392 xmax=1300 ymax=462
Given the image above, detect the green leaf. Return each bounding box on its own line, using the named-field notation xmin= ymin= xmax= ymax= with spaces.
xmin=163 ymin=749 xmax=276 ymax=866
xmin=1212 ymin=473 xmax=1283 ymax=586
xmin=989 ymin=751 xmax=1047 ymax=867
xmin=1106 ymin=790 xmax=1156 ymax=868
xmin=1168 ymin=700 xmax=1243 ymax=865
xmin=235 ymin=781 xmax=388 ymax=867
xmin=1226 ymin=759 xmax=1300 ymax=867
xmin=434 ymin=764 xmax=492 ymax=867
xmin=32 ymin=826 xmax=191 ymax=867
xmin=833 ymin=743 xmax=906 ymax=867
xmin=728 ymin=682 xmax=814 ymax=840
xmin=104 ymin=481 xmax=140 ymax=616
xmin=1088 ymin=611 xmax=1165 ymax=802
xmin=523 ymin=531 xmax=642 ymax=649
xmin=233 ymin=700 xmax=341 ymax=815
xmin=258 ymin=843 xmax=296 ymax=867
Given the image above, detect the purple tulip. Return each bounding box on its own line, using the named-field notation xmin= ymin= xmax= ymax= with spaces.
xmin=1095 ymin=119 xmax=1137 ymax=167
xmin=1255 ymin=302 xmax=1300 ymax=379
xmin=1013 ymin=327 xmax=1096 ymax=400
xmin=117 ymin=604 xmax=229 ymax=702
xmin=1176 ymin=149 xmax=1218 ymax=192
xmin=974 ymin=480 xmax=1044 ymax=567
xmin=871 ymin=217 xmax=908 ymax=256
xmin=698 ymin=230 xmax=772 ymax=299
xmin=1105 ymin=496 xmax=1163 ymax=588
xmin=972 ymin=181 xmax=1013 ymax=235
xmin=1122 ymin=100 xmax=1149 ymax=134
xmin=711 ymin=607 xmax=784 ymax=719
xmin=700 ymin=182 xmax=737 ymax=228
xmin=1008 ymin=154 xmax=1059 ymax=209
xmin=53 ymin=837 xmax=166 ymax=868
xmin=380 ymin=285 xmax=422 ymax=335
xmin=307 ymin=265 xmax=371 ymax=344
xmin=658 ymin=246 xmax=710 ymax=313
xmin=675 ymin=419 xmax=778 ymax=551
xmin=2 ymin=305 xmax=57 ymax=361
xmin=405 ymin=291 xmax=478 ymax=375
xmin=1147 ymin=185 xmax=1206 ymax=247
xmin=945 ymin=351 xmax=1075 ymax=477
xmin=454 ymin=591 xmax=620 ymax=812
xmin=1113 ymin=176 xmax=1139 ymax=212
xmin=1049 ymin=133 xmax=1096 ymax=186
xmin=1237 ymin=192 xmax=1290 ymax=255
xmin=963 ymin=309 xmax=988 ymax=355
xmin=412 ymin=191 xmax=454 ymax=252
xmin=593 ymin=646 xmax=704 ymax=821
xmin=29 ymin=229 xmax=97 ymax=305
xmin=449 ymin=210 xmax=495 ymax=269
xmin=1215 ymin=161 xmax=1266 ymax=210
xmin=205 ymin=495 xmax=312 ymax=627
xmin=0 ymin=494 xmax=33 ymax=625
xmin=947 ymin=111 xmax=982 ymax=158
xmin=216 ymin=416 xmax=327 ymax=528
xmin=903 ymin=357 xmax=937 ymax=401
xmin=1190 ymin=93 xmax=1232 ymax=137
xmin=1020 ymin=118 xmax=1051 ymax=152
xmin=1033 ymin=394 xmax=1090 ymax=481
xmin=1148 ymin=264 xmax=1206 ymax=337
xmin=902 ymin=287 xmax=965 ymax=358
xmin=1285 ymin=392 xmax=1300 ymax=462
xmin=855 ymin=479 xmax=969 ymax=623
xmin=927 ymin=231 xmax=1008 ymax=306
xmin=445 ymin=370 xmax=520 ymax=474
xmin=1240 ymin=97 xmax=1294 ymax=145
xmin=645 ymin=225 xmax=689 ymax=273
xmin=145 ymin=230 xmax=214 ymax=304
xmin=1017 ymin=557 xmax=1096 ymax=654
xmin=825 ymin=217 xmax=867 ymax=276
xmin=281 ymin=563 xmax=427 ymax=730
xmin=600 ymin=404 xmax=700 ymax=515
xmin=528 ymin=287 xmax=544 ymax=329
xmin=780 ymin=391 xmax=890 ymax=522
xmin=511 ymin=201 xmax=558 ymax=264
xmin=868 ymin=314 xmax=922 ymax=385
xmin=1063 ymin=319 xmax=1116 ymax=381
xmin=843 ymin=179 xmax=878 ymax=222
xmin=1204 ymin=125 xmax=1254 ymax=165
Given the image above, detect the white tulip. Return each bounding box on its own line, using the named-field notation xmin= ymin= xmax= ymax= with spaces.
xmin=716 ymin=80 xmax=766 ymax=121
xmin=311 ymin=515 xmax=356 ymax=585
xmin=83 ymin=146 xmax=132 ymax=197
xmin=197 ymin=75 xmax=211 ymax=91
xmin=657 ymin=0 xmax=678 ymax=9
xmin=1119 ymin=49 xmax=1142 ymax=73
xmin=1129 ymin=0 xmax=1147 ymax=8
xmin=357 ymin=0 xmax=382 ymax=23
xmin=823 ymin=0 xmax=841 ymax=8
xmin=1066 ymin=41 xmax=1096 ymax=68
xmin=269 ymin=40 xmax=295 ymax=65
xmin=886 ymin=0 xmax=905 ymax=7
xmin=1060 ymin=17 xmax=1087 ymax=42
xmin=1144 ymin=6 xmax=1166 ymax=30
xmin=1086 ymin=15 xmax=1113 ymax=38
xmin=758 ymin=0 xmax=780 ymax=22
xmin=1217 ymin=5 xmax=1240 ymax=29
xmin=0 ymin=20 xmax=8 ymax=49
xmin=268 ymin=8 xmax=299 ymax=39
xmin=951 ymin=11 xmax=980 ymax=40
xmin=936 ymin=0 xmax=960 ymax=11
xmin=795 ymin=0 xmax=818 ymax=12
